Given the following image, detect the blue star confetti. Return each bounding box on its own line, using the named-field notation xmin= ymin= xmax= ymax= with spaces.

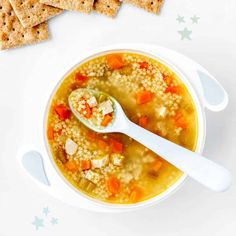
xmin=51 ymin=217 xmax=59 ymax=226
xmin=178 ymin=27 xmax=192 ymax=40
xmin=31 ymin=206 xmax=59 ymax=230
xmin=191 ymin=15 xmax=200 ymax=24
xmin=176 ymin=15 xmax=185 ymax=23
xmin=43 ymin=207 xmax=50 ymax=216
xmin=32 ymin=216 xmax=44 ymax=230
xmin=176 ymin=14 xmax=200 ymax=40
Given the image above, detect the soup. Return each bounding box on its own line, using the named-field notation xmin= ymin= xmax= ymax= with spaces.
xmin=69 ymin=89 xmax=115 ymax=129
xmin=46 ymin=52 xmax=198 ymax=204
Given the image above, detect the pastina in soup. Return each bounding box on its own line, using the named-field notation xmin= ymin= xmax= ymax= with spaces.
xmin=46 ymin=52 xmax=198 ymax=204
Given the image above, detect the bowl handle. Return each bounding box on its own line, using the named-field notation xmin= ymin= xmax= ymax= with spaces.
xmin=17 ymin=147 xmax=50 ymax=186
xmin=197 ymin=70 xmax=229 ymax=112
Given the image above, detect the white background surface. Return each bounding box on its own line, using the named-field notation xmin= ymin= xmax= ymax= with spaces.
xmin=0 ymin=0 xmax=236 ymax=235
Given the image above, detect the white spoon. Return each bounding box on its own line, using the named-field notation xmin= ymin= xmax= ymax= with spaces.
xmin=69 ymin=88 xmax=231 ymax=192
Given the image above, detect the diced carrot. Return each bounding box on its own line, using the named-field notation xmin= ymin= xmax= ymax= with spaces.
xmin=148 ymin=159 xmax=163 ymax=177
xmin=70 ymin=82 xmax=80 ymax=91
xmin=80 ymin=102 xmax=92 ymax=119
xmin=110 ymin=138 xmax=123 ymax=153
xmin=65 ymin=160 xmax=78 ymax=172
xmin=58 ymin=128 xmax=62 ymax=136
xmin=47 ymin=126 xmax=54 ymax=140
xmin=136 ymin=91 xmax=153 ymax=105
xmin=106 ymin=54 xmax=124 ymax=70
xmin=87 ymin=131 xmax=97 ymax=141
xmin=139 ymin=61 xmax=149 ymax=70
xmin=163 ymin=76 xmax=173 ymax=86
xmin=175 ymin=117 xmax=188 ymax=129
xmin=54 ymin=104 xmax=71 ymax=121
xmin=151 ymin=159 xmax=163 ymax=172
xmin=174 ymin=111 xmax=182 ymax=121
xmin=174 ymin=112 xmax=188 ymax=129
xmin=138 ymin=116 xmax=148 ymax=128
xmin=75 ymin=72 xmax=88 ymax=84
xmin=129 ymin=187 xmax=142 ymax=203
xmin=101 ymin=114 xmax=112 ymax=126
xmin=98 ymin=139 xmax=108 ymax=149
xmin=165 ymin=86 xmax=180 ymax=94
xmin=107 ymin=176 xmax=120 ymax=195
xmin=80 ymin=160 xmax=91 ymax=171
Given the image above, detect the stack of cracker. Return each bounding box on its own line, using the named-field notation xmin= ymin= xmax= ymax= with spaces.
xmin=0 ymin=0 xmax=164 ymax=50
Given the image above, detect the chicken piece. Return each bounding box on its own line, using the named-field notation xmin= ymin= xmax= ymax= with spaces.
xmin=65 ymin=138 xmax=78 ymax=155
xmin=99 ymin=100 xmax=113 ymax=115
xmin=91 ymin=155 xmax=109 ymax=169
xmin=111 ymin=153 xmax=125 ymax=166
xmin=87 ymin=96 xmax=98 ymax=108
xmin=157 ymin=106 xmax=167 ymax=118
xmin=84 ymin=170 xmax=100 ymax=184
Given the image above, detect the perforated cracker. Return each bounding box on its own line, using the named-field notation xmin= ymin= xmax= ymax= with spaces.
xmin=124 ymin=0 xmax=163 ymax=14
xmin=9 ymin=0 xmax=62 ymax=28
xmin=0 ymin=0 xmax=48 ymax=50
xmin=40 ymin=0 xmax=94 ymax=13
xmin=93 ymin=0 xmax=120 ymax=17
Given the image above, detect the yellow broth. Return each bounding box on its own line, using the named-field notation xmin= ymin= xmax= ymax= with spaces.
xmin=46 ymin=52 xmax=198 ymax=204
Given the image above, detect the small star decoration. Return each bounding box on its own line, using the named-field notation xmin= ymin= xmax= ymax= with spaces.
xmin=191 ymin=15 xmax=200 ymax=24
xmin=32 ymin=216 xmax=44 ymax=230
xmin=178 ymin=27 xmax=192 ymax=40
xmin=43 ymin=207 xmax=50 ymax=216
xmin=176 ymin=15 xmax=185 ymax=23
xmin=51 ymin=217 xmax=59 ymax=225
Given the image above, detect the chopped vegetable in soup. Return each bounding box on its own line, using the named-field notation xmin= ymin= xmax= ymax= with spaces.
xmin=46 ymin=52 xmax=198 ymax=204
xmin=69 ymin=89 xmax=115 ymax=128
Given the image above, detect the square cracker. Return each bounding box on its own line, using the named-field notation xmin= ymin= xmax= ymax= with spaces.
xmin=40 ymin=0 xmax=94 ymax=13
xmin=9 ymin=0 xmax=62 ymax=28
xmin=124 ymin=0 xmax=163 ymax=14
xmin=94 ymin=0 xmax=121 ymax=17
xmin=0 ymin=0 xmax=48 ymax=50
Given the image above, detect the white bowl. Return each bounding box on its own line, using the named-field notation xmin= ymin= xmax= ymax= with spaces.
xmin=17 ymin=44 xmax=228 ymax=212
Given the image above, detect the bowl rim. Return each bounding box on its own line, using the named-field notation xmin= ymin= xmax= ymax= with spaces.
xmin=43 ymin=48 xmax=206 ymax=210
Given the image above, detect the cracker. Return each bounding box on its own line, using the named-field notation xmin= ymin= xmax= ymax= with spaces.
xmin=8 ymin=0 xmax=62 ymax=28
xmin=0 ymin=0 xmax=48 ymax=50
xmin=93 ymin=0 xmax=120 ymax=17
xmin=124 ymin=0 xmax=163 ymax=14
xmin=40 ymin=0 xmax=94 ymax=13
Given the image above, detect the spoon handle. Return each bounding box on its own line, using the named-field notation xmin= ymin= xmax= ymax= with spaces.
xmin=123 ymin=121 xmax=231 ymax=192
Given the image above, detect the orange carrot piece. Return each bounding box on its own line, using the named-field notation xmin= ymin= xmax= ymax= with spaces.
xmin=148 ymin=159 xmax=163 ymax=177
xmin=175 ymin=117 xmax=188 ymax=129
xmin=136 ymin=91 xmax=153 ymax=105
xmin=58 ymin=128 xmax=62 ymax=136
xmin=80 ymin=102 xmax=92 ymax=119
xmin=129 ymin=187 xmax=142 ymax=203
xmin=106 ymin=54 xmax=124 ymax=70
xmin=54 ymin=104 xmax=71 ymax=121
xmin=163 ymin=76 xmax=173 ymax=86
xmin=75 ymin=72 xmax=88 ymax=84
xmin=174 ymin=112 xmax=188 ymax=129
xmin=139 ymin=61 xmax=149 ymax=70
xmin=98 ymin=139 xmax=108 ymax=149
xmin=174 ymin=111 xmax=182 ymax=121
xmin=110 ymin=138 xmax=123 ymax=153
xmin=47 ymin=126 xmax=54 ymax=140
xmin=150 ymin=159 xmax=163 ymax=172
xmin=101 ymin=114 xmax=112 ymax=126
xmin=107 ymin=176 xmax=120 ymax=195
xmin=87 ymin=131 xmax=97 ymax=141
xmin=65 ymin=160 xmax=78 ymax=172
xmin=80 ymin=160 xmax=91 ymax=171
xmin=165 ymin=86 xmax=180 ymax=94
xmin=138 ymin=116 xmax=148 ymax=128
